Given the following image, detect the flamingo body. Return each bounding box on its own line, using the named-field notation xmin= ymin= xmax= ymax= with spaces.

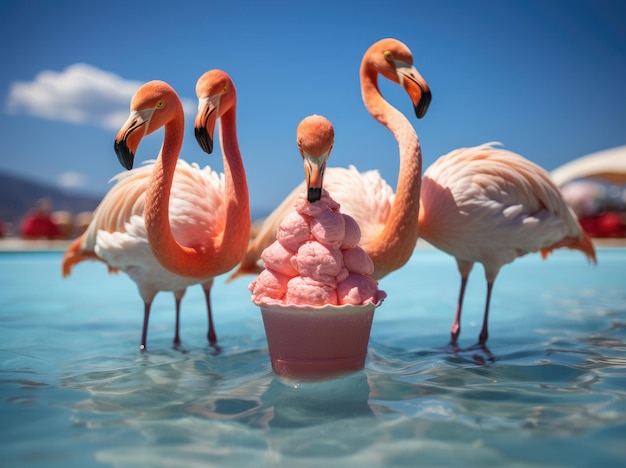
xmin=62 ymin=159 xmax=221 ymax=350
xmin=418 ymin=142 xmax=597 ymax=344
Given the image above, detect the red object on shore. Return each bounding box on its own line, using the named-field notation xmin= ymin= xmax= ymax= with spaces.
xmin=578 ymin=212 xmax=626 ymax=238
xmin=21 ymin=212 xmax=62 ymax=239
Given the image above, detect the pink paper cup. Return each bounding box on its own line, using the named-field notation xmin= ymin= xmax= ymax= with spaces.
xmin=259 ymin=300 xmax=383 ymax=381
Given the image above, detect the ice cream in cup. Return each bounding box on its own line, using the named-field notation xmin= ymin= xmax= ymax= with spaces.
xmin=249 ymin=115 xmax=386 ymax=381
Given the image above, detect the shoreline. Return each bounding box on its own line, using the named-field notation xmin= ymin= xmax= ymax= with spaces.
xmin=1 ymin=237 xmax=625 ymax=253
xmin=0 ymin=238 xmax=73 ymax=252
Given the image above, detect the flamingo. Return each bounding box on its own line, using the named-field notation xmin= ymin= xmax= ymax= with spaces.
xmin=229 ymin=38 xmax=431 ymax=281
xmin=63 ymin=71 xmax=250 ymax=351
xmin=61 ymin=160 xmax=216 ymax=351
xmin=418 ymin=142 xmax=597 ymax=346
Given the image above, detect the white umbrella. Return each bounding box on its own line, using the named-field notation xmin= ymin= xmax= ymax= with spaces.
xmin=551 ymin=145 xmax=626 ymax=187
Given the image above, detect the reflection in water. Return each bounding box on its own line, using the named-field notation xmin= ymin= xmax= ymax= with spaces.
xmin=264 ymin=372 xmax=374 ymax=428
xmin=66 ymin=354 xmax=376 ymax=431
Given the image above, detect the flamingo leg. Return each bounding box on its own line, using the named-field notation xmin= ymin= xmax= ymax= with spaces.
xmin=450 ymin=275 xmax=469 ymax=344
xmin=173 ymin=296 xmax=182 ymax=346
xmin=203 ymin=286 xmax=217 ymax=345
xmin=140 ymin=302 xmax=152 ymax=352
xmin=478 ymin=281 xmax=494 ymax=344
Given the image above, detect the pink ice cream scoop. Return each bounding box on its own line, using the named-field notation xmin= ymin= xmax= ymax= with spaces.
xmin=249 ymin=114 xmax=386 ymax=381
xmin=249 ymin=189 xmax=386 ymax=307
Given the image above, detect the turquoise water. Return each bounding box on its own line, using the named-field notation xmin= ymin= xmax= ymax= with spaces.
xmin=1 ymin=247 xmax=625 ymax=467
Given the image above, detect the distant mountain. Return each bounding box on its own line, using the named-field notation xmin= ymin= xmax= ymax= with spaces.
xmin=0 ymin=171 xmax=272 ymax=232
xmin=0 ymin=171 xmax=102 ymax=228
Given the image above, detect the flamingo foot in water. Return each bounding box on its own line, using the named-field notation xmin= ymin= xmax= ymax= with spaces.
xmin=465 ymin=342 xmax=495 ymax=364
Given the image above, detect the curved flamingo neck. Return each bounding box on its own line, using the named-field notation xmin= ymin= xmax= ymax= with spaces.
xmin=216 ymin=107 xmax=251 ymax=264
xmin=145 ymin=105 xmax=251 ymax=279
xmin=361 ymin=66 xmax=422 ymax=279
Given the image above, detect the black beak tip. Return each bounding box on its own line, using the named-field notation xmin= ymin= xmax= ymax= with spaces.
xmin=195 ymin=126 xmax=214 ymax=154
xmin=307 ymin=187 xmax=322 ymax=203
xmin=114 ymin=140 xmax=135 ymax=170
xmin=415 ymin=89 xmax=432 ymax=119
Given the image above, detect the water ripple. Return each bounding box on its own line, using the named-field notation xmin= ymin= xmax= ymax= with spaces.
xmin=2 ymin=249 xmax=626 ymax=466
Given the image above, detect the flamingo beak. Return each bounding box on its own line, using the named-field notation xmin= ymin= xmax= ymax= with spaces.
xmin=113 ymin=109 xmax=153 ymax=170
xmin=195 ymin=95 xmax=219 ymax=154
xmin=302 ymin=151 xmax=330 ymax=202
xmin=114 ymin=139 xmax=134 ymax=170
xmin=396 ymin=61 xmax=431 ymax=119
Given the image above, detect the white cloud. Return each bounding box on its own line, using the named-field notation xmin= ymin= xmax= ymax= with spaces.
xmin=5 ymin=63 xmax=196 ymax=131
xmin=58 ymin=171 xmax=88 ymax=189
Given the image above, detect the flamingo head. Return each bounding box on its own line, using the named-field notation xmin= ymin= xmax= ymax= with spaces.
xmin=114 ymin=80 xmax=183 ymax=170
xmin=194 ymin=69 xmax=237 ymax=154
xmin=296 ymin=114 xmax=334 ymax=203
xmin=364 ymin=38 xmax=432 ymax=119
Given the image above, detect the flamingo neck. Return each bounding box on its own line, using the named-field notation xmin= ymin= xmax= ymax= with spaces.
xmin=216 ymin=108 xmax=251 ymax=266
xmin=145 ymin=108 xmax=251 ymax=279
xmin=361 ymin=68 xmax=422 ymax=279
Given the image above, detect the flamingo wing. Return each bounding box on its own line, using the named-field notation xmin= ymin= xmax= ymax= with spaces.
xmin=64 ymin=159 xmax=225 ymax=281
xmin=167 ymin=160 xmax=225 ymax=249
xmin=421 ymin=143 xmax=596 ymax=277
xmin=61 ymin=163 xmax=151 ymax=277
xmin=82 ymin=162 xmax=152 ymax=252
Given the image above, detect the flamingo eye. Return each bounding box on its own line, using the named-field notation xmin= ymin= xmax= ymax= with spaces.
xmin=156 ymin=100 xmax=165 ymax=108
xmin=384 ymin=50 xmax=393 ymax=61
xmin=221 ymin=84 xmax=228 ymax=95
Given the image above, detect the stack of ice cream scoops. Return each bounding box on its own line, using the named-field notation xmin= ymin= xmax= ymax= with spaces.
xmin=249 ymin=115 xmax=386 ymax=381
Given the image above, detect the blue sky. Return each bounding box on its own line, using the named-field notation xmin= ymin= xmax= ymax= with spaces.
xmin=1 ymin=0 xmax=625 ymax=217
